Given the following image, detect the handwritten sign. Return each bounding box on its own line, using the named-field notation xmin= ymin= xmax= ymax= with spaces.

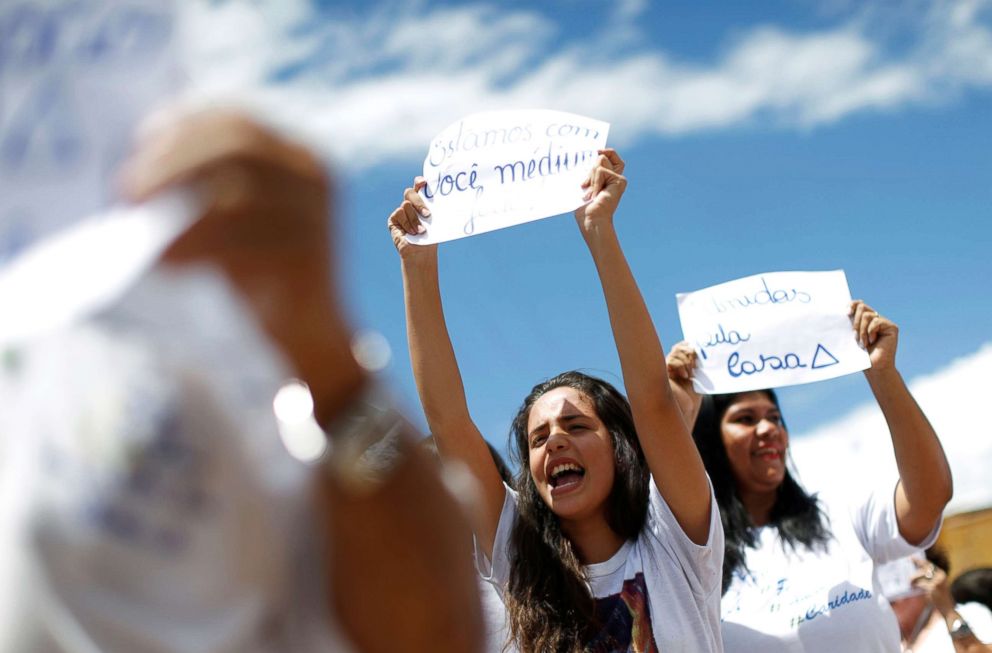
xmin=676 ymin=270 xmax=871 ymax=394
xmin=406 ymin=110 xmax=610 ymax=245
xmin=0 ymin=0 xmax=189 ymax=345
xmin=0 ymin=0 xmax=179 ymax=266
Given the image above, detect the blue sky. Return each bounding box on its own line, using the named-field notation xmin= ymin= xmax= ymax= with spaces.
xmin=187 ymin=0 xmax=991 ymax=466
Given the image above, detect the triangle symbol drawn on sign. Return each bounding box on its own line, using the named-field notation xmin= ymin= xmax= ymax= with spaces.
xmin=811 ymin=344 xmax=839 ymax=370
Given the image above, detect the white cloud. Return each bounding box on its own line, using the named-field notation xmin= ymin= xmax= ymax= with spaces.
xmin=790 ymin=343 xmax=992 ymax=515
xmin=615 ymin=0 xmax=648 ymax=22
xmin=180 ymin=0 xmax=992 ymax=168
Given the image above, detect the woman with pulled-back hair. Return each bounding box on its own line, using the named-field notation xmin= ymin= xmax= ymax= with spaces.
xmin=666 ymin=312 xmax=953 ymax=653
xmin=387 ymin=150 xmax=723 ymax=653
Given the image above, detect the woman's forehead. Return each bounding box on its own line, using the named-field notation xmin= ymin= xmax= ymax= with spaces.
xmin=725 ymin=391 xmax=778 ymax=414
xmin=529 ymin=387 xmax=595 ymax=422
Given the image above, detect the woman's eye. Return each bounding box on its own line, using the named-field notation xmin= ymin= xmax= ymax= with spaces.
xmin=530 ymin=435 xmax=546 ymax=447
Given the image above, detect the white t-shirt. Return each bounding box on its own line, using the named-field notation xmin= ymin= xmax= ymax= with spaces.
xmin=959 ymin=602 xmax=992 ymax=643
xmin=479 ymin=576 xmax=515 ymax=653
xmin=479 ymin=478 xmax=724 ymax=653
xmin=721 ymin=485 xmax=941 ymax=653
xmin=0 ymin=272 xmax=351 ymax=652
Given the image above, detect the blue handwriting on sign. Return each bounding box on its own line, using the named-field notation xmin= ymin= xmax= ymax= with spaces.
xmin=1 ymin=75 xmax=83 ymax=172
xmin=422 ymin=163 xmax=484 ymax=199
xmin=0 ymin=3 xmax=172 ymax=174
xmin=493 ymin=144 xmax=597 ymax=184
xmin=810 ymin=343 xmax=839 ymax=369
xmin=428 ymin=122 xmax=535 ymax=167
xmin=711 ymin=277 xmax=812 ymax=314
xmin=727 ymin=350 xmax=808 ymax=378
xmin=0 ymin=3 xmax=172 ymax=73
xmin=697 ymin=324 xmax=751 ymax=360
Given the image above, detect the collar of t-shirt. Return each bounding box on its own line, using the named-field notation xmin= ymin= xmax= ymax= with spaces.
xmin=584 ymin=540 xmax=635 ymax=596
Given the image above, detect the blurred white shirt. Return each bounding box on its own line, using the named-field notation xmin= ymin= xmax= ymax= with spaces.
xmin=0 ymin=269 xmax=351 ymax=652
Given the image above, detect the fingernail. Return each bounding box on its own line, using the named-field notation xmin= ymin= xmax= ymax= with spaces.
xmin=421 ymin=208 xmax=431 ymax=217
xmin=416 ymin=225 xmax=426 ymax=234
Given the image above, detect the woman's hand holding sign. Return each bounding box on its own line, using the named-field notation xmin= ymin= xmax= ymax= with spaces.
xmin=667 ymin=341 xmax=703 ymax=428
xmin=388 ymin=177 xmax=438 ymax=262
xmin=850 ymin=299 xmax=898 ymax=376
xmin=574 ymin=148 xmax=627 ymax=236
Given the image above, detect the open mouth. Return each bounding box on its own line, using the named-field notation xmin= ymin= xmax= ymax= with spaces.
xmin=754 ymin=447 xmax=783 ymax=461
xmin=549 ymin=462 xmax=586 ymax=491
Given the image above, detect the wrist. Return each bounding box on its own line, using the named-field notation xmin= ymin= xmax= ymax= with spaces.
xmin=580 ymin=218 xmax=619 ymax=249
xmin=864 ymin=364 xmax=901 ymax=386
xmin=321 ymin=381 xmax=416 ymax=495
xmin=948 ymin=614 xmax=976 ymax=642
xmin=272 ymin=304 xmax=367 ymax=427
xmin=400 ymin=248 xmax=439 ymax=271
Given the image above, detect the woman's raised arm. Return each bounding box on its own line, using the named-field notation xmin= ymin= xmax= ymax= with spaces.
xmin=851 ymin=300 xmax=952 ymax=545
xmin=388 ymin=180 xmax=507 ymax=555
xmin=575 ymin=151 xmax=713 ymax=545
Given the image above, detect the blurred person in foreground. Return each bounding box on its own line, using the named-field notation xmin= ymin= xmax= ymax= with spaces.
xmin=901 ymin=557 xmax=992 ymax=652
xmin=0 ymin=110 xmax=483 ymax=653
xmin=422 ymin=437 xmax=517 ymax=653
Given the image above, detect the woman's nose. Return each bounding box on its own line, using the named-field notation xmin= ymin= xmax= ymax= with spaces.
xmin=547 ymin=429 xmax=569 ymax=450
xmin=756 ymin=419 xmax=779 ymax=438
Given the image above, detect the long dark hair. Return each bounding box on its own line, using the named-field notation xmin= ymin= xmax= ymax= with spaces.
xmin=951 ymin=568 xmax=992 ymax=610
xmin=692 ymin=389 xmax=829 ymax=593
xmin=504 ymin=371 xmax=650 ymax=653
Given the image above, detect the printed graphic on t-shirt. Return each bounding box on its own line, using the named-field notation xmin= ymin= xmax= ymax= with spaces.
xmin=725 ymin=570 xmax=875 ymax=632
xmin=588 ymin=573 xmax=659 ymax=653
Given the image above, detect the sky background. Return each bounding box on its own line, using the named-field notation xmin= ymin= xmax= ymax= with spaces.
xmin=175 ymin=0 xmax=992 ymax=508
xmin=8 ymin=1 xmax=985 ymax=507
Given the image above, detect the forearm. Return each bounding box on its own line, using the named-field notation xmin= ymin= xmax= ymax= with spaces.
xmin=401 ymin=255 xmax=475 ymax=438
xmin=322 ymin=442 xmax=484 ymax=653
xmin=267 ymin=285 xmax=367 ymax=429
xmin=582 ymin=223 xmax=711 ymax=543
xmin=670 ymin=379 xmax=703 ymax=430
xmin=582 ymin=223 xmax=672 ymax=414
xmin=953 ymin=639 xmax=992 ymax=653
xmin=400 ymin=254 xmax=505 ymax=548
xmin=868 ymin=367 xmax=952 ymax=542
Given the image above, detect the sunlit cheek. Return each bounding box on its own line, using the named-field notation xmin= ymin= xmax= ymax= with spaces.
xmin=529 ymin=454 xmax=544 ymax=486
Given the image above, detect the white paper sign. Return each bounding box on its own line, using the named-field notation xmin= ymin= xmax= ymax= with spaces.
xmin=0 ymin=0 xmax=188 ymax=345
xmin=0 ymin=0 xmax=180 ymax=265
xmin=676 ymin=270 xmax=871 ymax=394
xmin=0 ymin=191 xmax=197 ymax=346
xmin=407 ymin=110 xmax=610 ymax=245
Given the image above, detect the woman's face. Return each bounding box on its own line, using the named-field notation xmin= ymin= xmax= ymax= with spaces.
xmin=526 ymin=386 xmax=616 ymax=524
xmin=720 ymin=391 xmax=788 ymax=497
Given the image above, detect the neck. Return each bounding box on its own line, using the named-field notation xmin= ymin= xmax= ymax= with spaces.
xmin=740 ymin=488 xmax=777 ymax=527
xmin=559 ymin=513 xmax=626 ymax=564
